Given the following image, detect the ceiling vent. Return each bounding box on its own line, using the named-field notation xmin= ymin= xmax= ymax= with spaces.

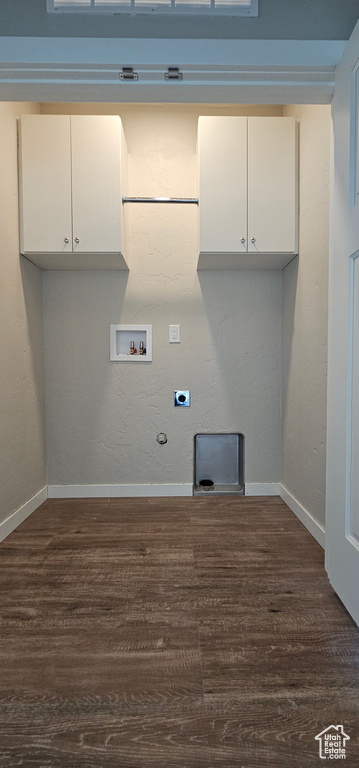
xmin=47 ymin=0 xmax=258 ymax=16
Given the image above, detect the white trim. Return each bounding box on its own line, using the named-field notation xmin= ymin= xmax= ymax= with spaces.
xmin=0 ymin=484 xmax=325 ymax=550
xmin=0 ymin=487 xmax=48 ymax=542
xmin=0 ymin=37 xmax=345 ymax=68
xmin=245 ymin=483 xmax=280 ymax=496
xmin=346 ymin=252 xmax=358 ymax=538
xmin=279 ymin=484 xmax=325 ymax=548
xmin=0 ymin=37 xmax=345 ymax=105
xmin=48 ymin=483 xmax=193 ymax=498
xmin=349 ymin=60 xmax=359 ymax=208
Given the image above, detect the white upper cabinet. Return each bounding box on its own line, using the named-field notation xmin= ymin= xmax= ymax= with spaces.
xmin=18 ymin=115 xmax=128 ymax=270
xmin=71 ymin=116 xmax=123 ymax=255
xmin=247 ymin=117 xmax=298 ymax=255
xmin=198 ymin=116 xmax=298 ymax=270
xmin=199 ymin=117 xmax=248 ymax=255
xmin=19 ymin=115 xmax=72 ymax=256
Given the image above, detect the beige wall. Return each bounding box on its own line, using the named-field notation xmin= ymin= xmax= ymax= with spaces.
xmin=42 ymin=104 xmax=283 ymax=488
xmin=0 ymin=102 xmax=46 ymax=525
xmin=41 ymin=104 xmax=283 ymax=117
xmin=0 ymin=100 xmax=330 ymax=513
xmin=282 ymin=104 xmax=331 ymax=527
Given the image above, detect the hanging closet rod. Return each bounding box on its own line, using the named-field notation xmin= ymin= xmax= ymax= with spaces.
xmin=122 ymin=196 xmax=199 ymax=205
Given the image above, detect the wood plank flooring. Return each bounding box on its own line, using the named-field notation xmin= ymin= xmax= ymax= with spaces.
xmin=0 ymin=496 xmax=358 ymax=767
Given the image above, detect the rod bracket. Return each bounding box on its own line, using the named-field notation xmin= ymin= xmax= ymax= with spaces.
xmin=120 ymin=67 xmax=138 ymax=81
xmin=164 ymin=67 xmax=183 ymax=81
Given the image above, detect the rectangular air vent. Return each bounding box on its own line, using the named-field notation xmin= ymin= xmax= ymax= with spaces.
xmin=48 ymin=0 xmax=258 ymax=16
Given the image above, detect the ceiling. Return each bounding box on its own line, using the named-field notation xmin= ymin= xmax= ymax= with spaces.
xmin=1 ymin=0 xmax=359 ymax=39
xmin=0 ymin=0 xmax=358 ymax=104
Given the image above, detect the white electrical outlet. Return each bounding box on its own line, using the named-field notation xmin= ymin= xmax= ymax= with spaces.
xmin=169 ymin=325 xmax=181 ymax=343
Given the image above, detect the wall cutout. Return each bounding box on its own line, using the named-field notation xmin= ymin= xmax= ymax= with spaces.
xmin=194 ymin=433 xmax=244 ymax=496
xmin=110 ymin=324 xmax=152 ymax=362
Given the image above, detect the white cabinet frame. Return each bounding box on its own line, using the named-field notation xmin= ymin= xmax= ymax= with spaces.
xmin=18 ymin=115 xmax=129 ymax=271
xmin=198 ymin=115 xmax=299 ymax=270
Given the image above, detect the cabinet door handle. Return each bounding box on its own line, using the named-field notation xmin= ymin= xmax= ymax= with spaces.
xmin=64 ymin=237 xmax=69 ymax=244
xmin=240 ymin=237 xmax=246 ymax=244
xmin=251 ymin=237 xmax=256 ymax=244
xmin=74 ymin=237 xmax=80 ymax=244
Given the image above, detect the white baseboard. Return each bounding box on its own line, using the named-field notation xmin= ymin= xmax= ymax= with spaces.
xmin=0 ymin=486 xmax=48 ymax=542
xmin=245 ymin=483 xmax=280 ymax=496
xmin=49 ymin=483 xmax=280 ymax=499
xmin=48 ymin=483 xmax=193 ymax=499
xmin=279 ymin=484 xmax=325 ymax=548
xmin=0 ymin=484 xmax=325 ymax=551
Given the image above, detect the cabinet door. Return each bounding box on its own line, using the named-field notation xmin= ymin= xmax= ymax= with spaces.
xmin=71 ymin=116 xmax=122 ymax=254
xmin=199 ymin=117 xmax=247 ymax=254
xmin=248 ymin=117 xmax=298 ymax=254
xmin=19 ymin=115 xmax=72 ymax=254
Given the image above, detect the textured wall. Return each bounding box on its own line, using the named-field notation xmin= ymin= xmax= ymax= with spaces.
xmin=43 ymin=104 xmax=282 ymax=487
xmin=281 ymin=105 xmax=331 ymax=527
xmin=0 ymin=102 xmax=46 ymax=525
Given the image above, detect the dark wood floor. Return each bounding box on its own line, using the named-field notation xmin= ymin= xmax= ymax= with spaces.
xmin=0 ymin=496 xmax=358 ymax=767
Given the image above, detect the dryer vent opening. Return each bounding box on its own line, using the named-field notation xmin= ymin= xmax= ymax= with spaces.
xmin=198 ymin=479 xmax=214 ymax=492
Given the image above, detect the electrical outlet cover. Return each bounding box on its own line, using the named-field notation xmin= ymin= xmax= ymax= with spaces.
xmin=169 ymin=325 xmax=180 ymax=343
